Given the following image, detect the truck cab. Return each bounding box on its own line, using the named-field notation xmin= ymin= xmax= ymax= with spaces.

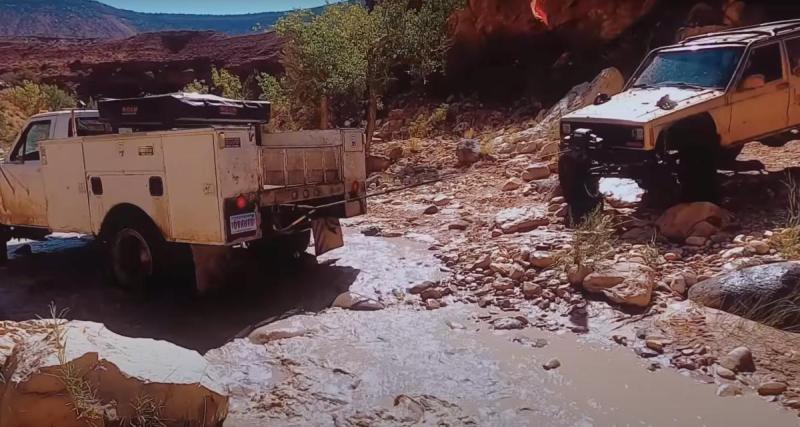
xmin=0 ymin=110 xmax=105 ymax=230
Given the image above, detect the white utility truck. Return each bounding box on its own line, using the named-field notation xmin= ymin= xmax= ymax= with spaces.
xmin=0 ymin=93 xmax=366 ymax=293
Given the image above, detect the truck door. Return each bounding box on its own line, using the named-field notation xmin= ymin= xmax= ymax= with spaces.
xmin=729 ymin=43 xmax=790 ymax=142
xmin=783 ymin=36 xmax=800 ymax=127
xmin=0 ymin=119 xmax=52 ymax=227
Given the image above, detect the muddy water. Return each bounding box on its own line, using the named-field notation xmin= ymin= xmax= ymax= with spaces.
xmin=212 ymin=304 xmax=797 ymax=426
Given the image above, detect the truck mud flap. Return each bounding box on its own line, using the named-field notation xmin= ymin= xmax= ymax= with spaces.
xmin=312 ymin=217 xmax=343 ymax=256
xmin=191 ymin=244 xmax=235 ymax=295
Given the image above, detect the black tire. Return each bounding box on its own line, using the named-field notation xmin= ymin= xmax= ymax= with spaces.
xmin=676 ymin=127 xmax=719 ymax=203
xmin=106 ymin=215 xmax=167 ymax=293
xmin=559 ymin=153 xmax=602 ymax=223
xmin=0 ymin=227 xmax=8 ymax=266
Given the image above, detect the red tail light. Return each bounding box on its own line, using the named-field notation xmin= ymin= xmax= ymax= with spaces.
xmin=236 ymin=195 xmax=248 ymax=209
xmin=351 ymin=180 xmax=361 ymax=194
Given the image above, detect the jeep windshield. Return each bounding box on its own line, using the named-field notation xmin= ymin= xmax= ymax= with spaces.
xmin=632 ymin=46 xmax=744 ymax=90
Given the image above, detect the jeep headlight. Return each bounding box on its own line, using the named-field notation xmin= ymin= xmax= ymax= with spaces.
xmin=632 ymin=127 xmax=645 ymax=141
xmin=561 ymin=122 xmax=572 ymax=136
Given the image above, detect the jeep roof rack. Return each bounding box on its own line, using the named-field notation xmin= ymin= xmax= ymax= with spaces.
xmin=680 ymin=19 xmax=800 ymax=46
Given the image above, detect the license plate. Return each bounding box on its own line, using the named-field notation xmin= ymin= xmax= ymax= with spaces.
xmin=230 ymin=213 xmax=257 ymax=235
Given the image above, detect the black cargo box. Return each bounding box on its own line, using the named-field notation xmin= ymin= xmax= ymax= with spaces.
xmin=99 ymin=93 xmax=270 ymax=130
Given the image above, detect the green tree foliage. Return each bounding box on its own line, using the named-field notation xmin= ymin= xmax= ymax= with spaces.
xmin=272 ymin=0 xmax=464 ymax=143
xmin=183 ymin=67 xmax=252 ymax=99
xmin=4 ymin=80 xmax=76 ymax=116
xmin=0 ymin=81 xmax=76 ymax=152
xmin=257 ymin=73 xmax=299 ymax=131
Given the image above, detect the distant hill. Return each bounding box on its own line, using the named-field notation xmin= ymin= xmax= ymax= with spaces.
xmin=0 ymin=0 xmax=316 ymax=38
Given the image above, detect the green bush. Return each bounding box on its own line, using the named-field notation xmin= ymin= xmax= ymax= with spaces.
xmin=4 ymin=80 xmax=76 ymax=116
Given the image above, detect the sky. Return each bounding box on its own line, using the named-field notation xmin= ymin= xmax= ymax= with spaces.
xmin=98 ymin=0 xmax=336 ymax=14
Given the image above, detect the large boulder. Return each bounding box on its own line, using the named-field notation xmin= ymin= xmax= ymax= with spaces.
xmin=490 ymin=67 xmax=625 ymax=154
xmin=689 ymin=262 xmax=800 ymax=328
xmin=455 ymin=138 xmax=481 ymax=166
xmin=583 ymin=261 xmax=655 ymax=307
xmin=0 ymin=320 xmax=228 ymax=427
xmin=655 ymin=202 xmax=731 ymax=242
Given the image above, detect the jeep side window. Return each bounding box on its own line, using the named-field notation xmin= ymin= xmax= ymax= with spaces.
xmin=10 ymin=120 xmax=51 ymax=162
xmin=740 ymin=44 xmax=784 ymax=86
xmin=785 ymin=38 xmax=800 ymax=77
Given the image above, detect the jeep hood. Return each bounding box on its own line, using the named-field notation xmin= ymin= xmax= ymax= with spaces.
xmin=563 ymin=87 xmax=724 ymax=124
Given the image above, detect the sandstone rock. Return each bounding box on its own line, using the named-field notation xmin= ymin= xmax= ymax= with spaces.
xmin=521 ymin=163 xmax=551 ymax=181
xmin=542 ymin=358 xmax=561 ymax=370
xmin=747 ymin=240 xmax=770 ymax=255
xmin=715 ymin=365 xmax=736 ymax=380
xmin=538 ymin=141 xmax=559 ymax=160
xmin=502 ymin=178 xmax=524 ymax=192
xmin=409 ymin=281 xmax=438 ymax=295
xmin=367 ymin=155 xmax=392 ymax=173
xmin=0 ymin=320 xmax=228 ymax=427
xmin=420 ymin=287 xmax=447 ymax=301
xmin=655 ymin=202 xmax=731 ymax=242
xmin=685 ymin=236 xmax=708 ymax=247
xmin=688 ymin=263 xmax=800 ymax=328
xmin=517 ymin=139 xmax=543 ymax=154
xmin=530 ymin=251 xmax=556 ymax=269
xmin=248 ymin=315 xmax=321 ymax=344
xmin=721 ymin=246 xmax=748 ymax=259
xmin=423 ymin=205 xmax=440 ymax=215
xmin=425 ymin=299 xmax=442 ymax=310
xmin=582 ymin=262 xmax=655 ymax=307
xmin=567 ymin=264 xmax=593 ymax=286
xmin=495 ymin=207 xmax=549 ymax=234
xmin=757 ymin=381 xmax=788 ymax=396
xmin=455 ymin=138 xmax=481 ymax=166
xmin=645 ymin=339 xmax=664 ymax=353
xmin=522 ymin=283 xmax=543 ymax=299
xmin=332 ymin=292 xmax=385 ymax=311
xmin=719 ymin=346 xmax=755 ymax=373
xmin=472 ymin=254 xmax=491 ymax=270
xmin=448 ymin=220 xmax=469 ymax=231
xmin=716 ymin=383 xmax=743 ymax=397
xmin=433 ymin=194 xmax=452 ymax=206
xmin=493 ymin=317 xmax=527 ymax=330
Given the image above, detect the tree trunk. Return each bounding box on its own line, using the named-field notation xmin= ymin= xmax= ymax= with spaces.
xmin=319 ymin=96 xmax=329 ymax=130
xmin=365 ymin=86 xmax=378 ymax=155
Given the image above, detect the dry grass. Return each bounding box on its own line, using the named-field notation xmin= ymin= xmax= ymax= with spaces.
xmin=557 ymin=207 xmax=617 ymax=271
xmin=45 ymin=303 xmax=104 ymax=426
xmin=726 ymin=290 xmax=800 ymax=333
xmin=407 ymin=137 xmax=423 ymax=153
xmin=125 ymin=394 xmax=167 ymax=427
xmin=770 ymin=173 xmax=800 ymax=259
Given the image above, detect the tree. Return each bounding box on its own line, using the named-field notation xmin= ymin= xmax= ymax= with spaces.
xmin=183 ymin=67 xmax=252 ymax=99
xmin=272 ymin=0 xmax=464 ymax=150
xmin=3 ymin=80 xmax=76 ymax=116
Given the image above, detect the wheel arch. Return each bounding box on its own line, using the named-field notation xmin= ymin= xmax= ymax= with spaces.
xmin=655 ymin=113 xmax=720 ymax=152
xmin=98 ymin=203 xmax=163 ymax=242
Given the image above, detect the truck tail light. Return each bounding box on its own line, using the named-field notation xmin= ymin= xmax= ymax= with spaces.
xmin=236 ymin=195 xmax=248 ymax=210
xmin=351 ymin=180 xmax=361 ymax=195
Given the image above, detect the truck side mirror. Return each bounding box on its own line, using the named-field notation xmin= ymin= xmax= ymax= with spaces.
xmin=740 ymin=74 xmax=766 ymax=91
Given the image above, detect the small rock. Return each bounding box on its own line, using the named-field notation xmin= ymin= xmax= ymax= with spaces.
xmin=721 ymin=246 xmax=748 ymax=259
xmin=332 ymin=292 xmax=385 ymax=311
xmin=717 ymin=384 xmax=744 ymax=397
xmin=543 ymin=358 xmax=561 ymax=370
xmin=448 ymin=220 xmax=469 ymax=231
xmin=409 ymin=281 xmax=437 ymax=295
xmin=456 ymin=138 xmax=481 ymax=166
xmin=423 ymin=205 xmax=439 ymax=215
xmin=715 ymin=365 xmax=736 ymax=380
xmin=522 ymin=283 xmax=543 ymax=299
xmin=719 ymin=346 xmax=755 ymax=372
xmin=425 ymin=299 xmax=442 ymax=310
xmin=757 ymin=381 xmax=788 ymax=396
xmin=685 ymin=236 xmax=708 ymax=246
xmin=362 ymin=226 xmax=382 ymax=237
xmin=664 ymin=252 xmax=681 ymax=262
xmin=502 ymin=178 xmax=524 ymax=192
xmin=522 ymin=163 xmax=551 ymax=181
xmin=446 ymin=320 xmax=466 ymax=330
xmin=530 ymin=251 xmax=556 ymax=269
xmin=420 ymin=287 xmax=446 ymax=301
xmin=747 ymin=240 xmax=770 ymax=255
xmin=493 ymin=317 xmax=527 ymax=330
xmin=645 ymin=339 xmax=664 ymax=353
xmin=433 ymin=194 xmax=452 ymax=206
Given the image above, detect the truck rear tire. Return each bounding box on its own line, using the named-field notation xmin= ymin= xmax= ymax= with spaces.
xmin=107 ymin=216 xmax=166 ymax=293
xmin=678 ymin=136 xmax=719 ymax=203
xmin=0 ymin=227 xmax=8 ymax=266
xmin=559 ymin=153 xmax=602 ymax=223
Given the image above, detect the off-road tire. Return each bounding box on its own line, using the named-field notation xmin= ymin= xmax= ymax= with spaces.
xmin=676 ymin=127 xmax=719 ymax=203
xmin=0 ymin=226 xmax=9 ymax=266
xmin=106 ymin=215 xmax=167 ymax=294
xmin=559 ymin=153 xmax=602 ymax=224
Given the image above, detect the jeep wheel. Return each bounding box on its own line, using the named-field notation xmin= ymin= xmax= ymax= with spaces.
xmin=559 ymin=153 xmax=602 ymax=223
xmin=108 ymin=217 xmax=166 ymax=293
xmin=678 ymin=139 xmax=718 ymax=203
xmin=639 ymin=167 xmax=679 ymax=209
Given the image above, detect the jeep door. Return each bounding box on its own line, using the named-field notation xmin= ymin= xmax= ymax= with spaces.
xmin=728 ymin=42 xmax=790 ymax=143
xmin=0 ymin=119 xmax=52 ymax=227
xmin=783 ymin=36 xmax=800 ymax=127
